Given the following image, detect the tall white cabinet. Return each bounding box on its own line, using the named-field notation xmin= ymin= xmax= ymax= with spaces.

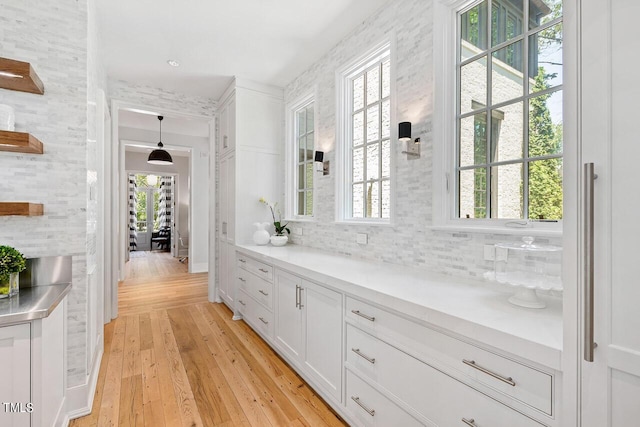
xmin=216 ymin=79 xmax=283 ymax=311
xmin=563 ymin=0 xmax=640 ymax=424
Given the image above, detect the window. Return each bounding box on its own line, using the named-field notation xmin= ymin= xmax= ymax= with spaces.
xmin=338 ymin=41 xmax=392 ymax=221
xmin=286 ymin=92 xmax=316 ymax=219
xmin=456 ymin=0 xmax=563 ymax=221
xmin=295 ymin=101 xmax=315 ymax=216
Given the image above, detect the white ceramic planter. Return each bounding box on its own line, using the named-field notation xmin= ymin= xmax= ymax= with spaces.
xmin=270 ymin=235 xmax=288 ymax=247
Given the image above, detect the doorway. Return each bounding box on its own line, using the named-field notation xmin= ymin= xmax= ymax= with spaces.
xmin=129 ymin=174 xmax=173 ymax=253
xmin=108 ymin=101 xmax=214 ymax=320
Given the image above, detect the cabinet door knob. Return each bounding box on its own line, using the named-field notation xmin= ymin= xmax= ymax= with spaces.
xmin=461 ymin=418 xmax=476 ymax=426
xmin=258 ymin=317 xmax=269 ymax=325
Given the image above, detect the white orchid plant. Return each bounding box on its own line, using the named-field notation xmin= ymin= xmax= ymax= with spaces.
xmin=259 ymin=197 xmax=290 ymax=236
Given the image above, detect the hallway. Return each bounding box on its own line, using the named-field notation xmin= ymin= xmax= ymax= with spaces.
xmin=70 ymin=264 xmax=345 ymax=426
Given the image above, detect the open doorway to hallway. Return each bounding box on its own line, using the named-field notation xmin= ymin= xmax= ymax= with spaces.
xmin=125 ymin=172 xmax=189 ymax=280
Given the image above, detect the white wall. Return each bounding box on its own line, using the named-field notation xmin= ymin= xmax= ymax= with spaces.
xmin=125 ymin=151 xmax=190 ymax=254
xmin=283 ymin=0 xmax=562 ymax=280
xmin=119 ymin=127 xmax=210 ymax=271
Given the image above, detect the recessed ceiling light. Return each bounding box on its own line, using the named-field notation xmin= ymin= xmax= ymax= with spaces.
xmin=167 ymin=59 xmax=180 ymax=67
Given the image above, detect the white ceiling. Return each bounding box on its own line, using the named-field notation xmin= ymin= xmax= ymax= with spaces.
xmin=119 ymin=110 xmax=211 ymax=137
xmin=96 ymin=0 xmax=391 ymax=100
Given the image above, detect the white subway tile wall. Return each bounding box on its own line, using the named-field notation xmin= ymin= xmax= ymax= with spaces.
xmin=282 ymin=0 xmax=562 ymax=281
xmin=0 ymin=0 xmax=91 ymax=386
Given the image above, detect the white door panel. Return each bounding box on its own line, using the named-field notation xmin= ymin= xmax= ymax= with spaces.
xmin=578 ymin=0 xmax=640 ymax=424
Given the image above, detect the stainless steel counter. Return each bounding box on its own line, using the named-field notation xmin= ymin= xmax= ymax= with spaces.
xmin=0 ymin=283 xmax=72 ymax=326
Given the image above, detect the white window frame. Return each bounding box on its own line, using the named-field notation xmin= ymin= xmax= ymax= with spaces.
xmin=432 ymin=0 xmax=562 ymax=236
xmin=285 ymin=90 xmax=318 ymax=221
xmin=336 ymin=37 xmax=395 ymax=224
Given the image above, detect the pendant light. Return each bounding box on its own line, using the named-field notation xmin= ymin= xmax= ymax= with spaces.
xmin=148 ymin=115 xmax=173 ymax=165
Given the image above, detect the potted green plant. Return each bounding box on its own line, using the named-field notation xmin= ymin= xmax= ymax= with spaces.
xmin=259 ymin=197 xmax=290 ymax=246
xmin=0 ymin=245 xmax=26 ymax=298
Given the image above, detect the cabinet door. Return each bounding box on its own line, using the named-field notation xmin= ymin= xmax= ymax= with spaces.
xmin=574 ymin=1 xmax=640 ymax=425
xmin=227 ymin=98 xmax=236 ymax=152
xmin=219 ymin=156 xmax=229 ymax=240
xmin=302 ymin=280 xmax=343 ymax=401
xmin=274 ymin=270 xmax=303 ymax=363
xmin=219 ymin=103 xmax=228 ymax=152
xmin=218 ymin=241 xmax=228 ymax=301
xmin=226 ymin=152 xmax=235 ymax=243
xmin=225 ymin=243 xmax=235 ymax=305
xmin=0 ymin=323 xmax=31 ymax=427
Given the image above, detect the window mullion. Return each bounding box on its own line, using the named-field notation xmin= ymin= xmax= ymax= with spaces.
xmin=486 ymin=2 xmax=493 ymax=219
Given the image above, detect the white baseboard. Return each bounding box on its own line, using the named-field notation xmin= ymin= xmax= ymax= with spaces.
xmin=66 ymin=346 xmax=103 ymax=420
xmin=190 ymin=262 xmax=208 ymax=273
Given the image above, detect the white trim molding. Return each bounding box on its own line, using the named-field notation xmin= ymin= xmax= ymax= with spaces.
xmin=335 ymin=35 xmax=395 ymax=224
xmin=432 ymin=0 xmax=563 ymax=235
xmin=285 ymin=88 xmax=318 ymax=221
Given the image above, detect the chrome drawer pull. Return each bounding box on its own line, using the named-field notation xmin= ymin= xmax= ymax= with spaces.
xmin=461 ymin=418 xmax=476 ymax=426
xmin=258 ymin=289 xmax=269 ymax=296
xmin=258 ymin=317 xmax=269 ymax=325
xmin=238 ymin=277 xmax=246 ymax=282
xmin=258 ymin=268 xmax=269 ymax=273
xmin=351 ymin=310 xmax=375 ymax=322
xmin=351 ymin=396 xmax=375 ymax=416
xmin=351 ymin=348 xmax=375 ymax=364
xmin=238 ymin=300 xmax=246 ymax=306
xmin=238 ymin=259 xmax=246 ymax=263
xmin=462 ymin=359 xmax=515 ymax=386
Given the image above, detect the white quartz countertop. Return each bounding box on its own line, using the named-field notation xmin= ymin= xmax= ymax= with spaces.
xmin=236 ymin=244 xmax=563 ymax=370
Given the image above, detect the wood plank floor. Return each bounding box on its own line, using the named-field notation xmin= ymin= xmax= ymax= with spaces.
xmin=71 ymin=256 xmax=347 ymax=427
xmin=125 ymin=251 xmax=188 ymax=280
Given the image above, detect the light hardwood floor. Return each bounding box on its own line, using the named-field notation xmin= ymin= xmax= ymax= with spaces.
xmin=71 ymin=254 xmax=346 ymax=427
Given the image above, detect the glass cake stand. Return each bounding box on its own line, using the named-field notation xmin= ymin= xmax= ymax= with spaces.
xmin=491 ymin=236 xmax=562 ymax=309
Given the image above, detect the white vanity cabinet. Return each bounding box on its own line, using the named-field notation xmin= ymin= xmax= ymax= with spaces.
xmin=274 ymin=269 xmax=343 ymax=402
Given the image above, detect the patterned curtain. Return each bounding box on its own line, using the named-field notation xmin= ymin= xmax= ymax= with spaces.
xmin=128 ymin=174 xmax=138 ymax=251
xmin=158 ymin=176 xmax=173 ymax=230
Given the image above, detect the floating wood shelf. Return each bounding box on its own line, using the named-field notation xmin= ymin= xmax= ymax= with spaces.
xmin=0 ymin=57 xmax=44 ymax=94
xmin=0 ymin=203 xmax=43 ymax=216
xmin=0 ymin=130 xmax=43 ymax=154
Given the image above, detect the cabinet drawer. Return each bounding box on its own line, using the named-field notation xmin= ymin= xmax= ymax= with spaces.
xmin=346 ymin=324 xmax=440 ymax=420
xmin=346 ymin=325 xmax=544 ymax=427
xmin=437 ymin=370 xmax=545 ymax=427
xmin=345 ymin=370 xmax=425 ymax=427
xmin=241 ymin=291 xmax=274 ymax=341
xmin=236 ymin=253 xmax=273 ymax=282
xmin=237 ymin=270 xmax=273 ymax=310
xmin=346 ymin=297 xmax=553 ymax=415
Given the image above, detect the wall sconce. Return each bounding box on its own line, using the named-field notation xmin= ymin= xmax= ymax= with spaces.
xmin=398 ymin=121 xmax=420 ymax=159
xmin=314 ymin=151 xmax=330 ymax=175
